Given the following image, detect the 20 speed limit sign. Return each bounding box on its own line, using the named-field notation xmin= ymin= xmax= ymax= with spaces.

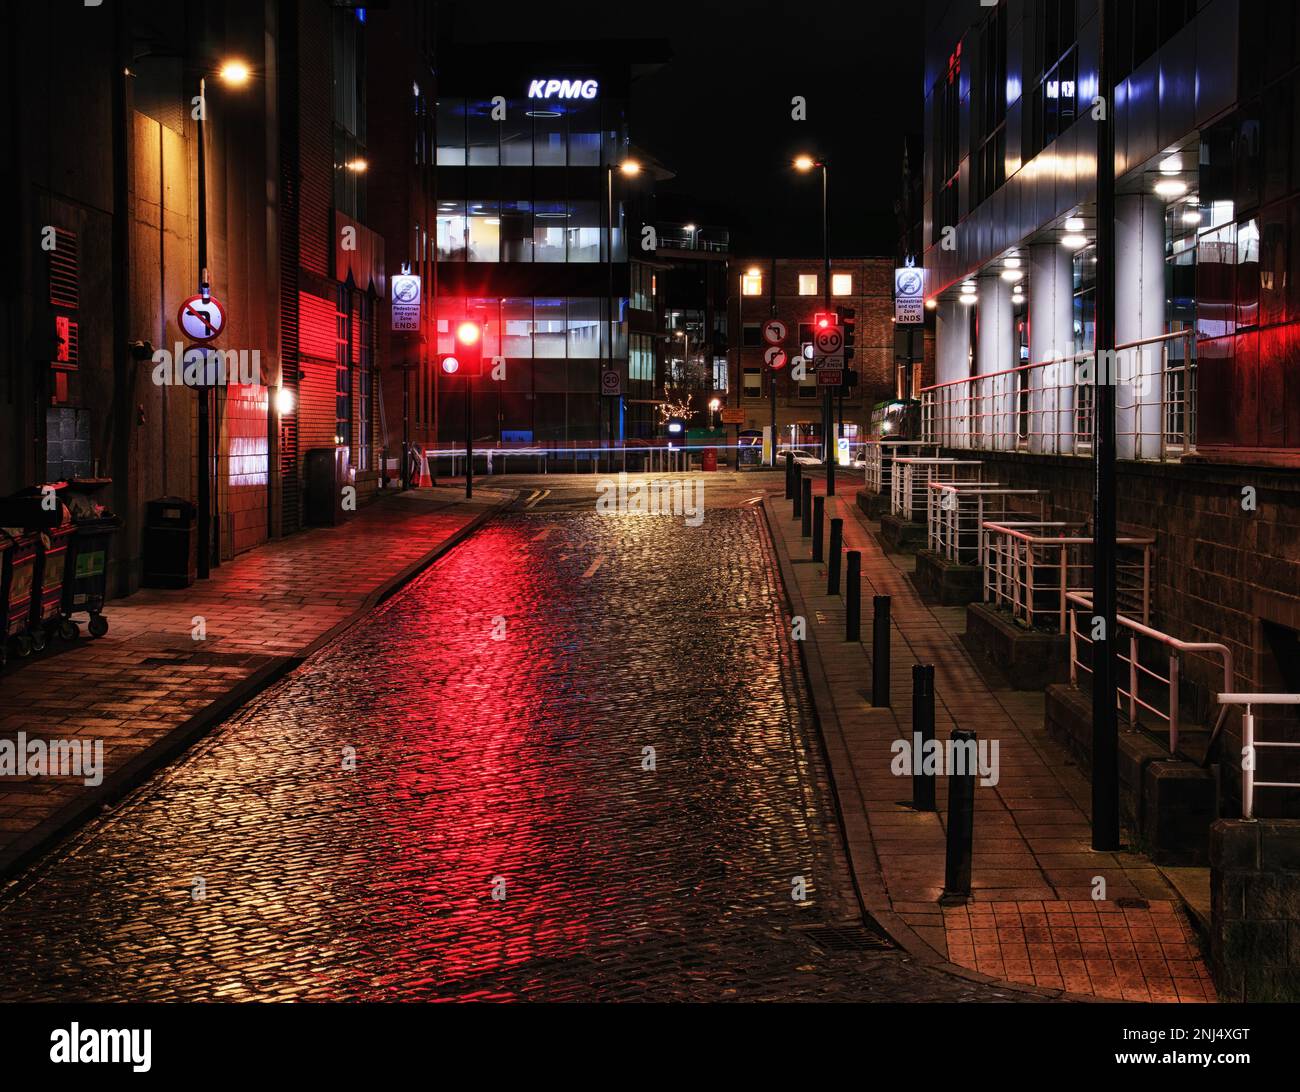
xmin=813 ymin=326 xmax=844 ymax=357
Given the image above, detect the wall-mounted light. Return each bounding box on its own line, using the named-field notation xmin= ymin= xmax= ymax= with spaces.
xmin=217 ymin=59 xmax=252 ymax=87
xmin=274 ymin=387 xmax=295 ymax=415
xmin=1159 ymin=153 xmax=1183 ymax=175
xmin=345 ymin=158 xmax=369 ymax=173
xmin=1061 ymin=233 xmax=1088 ymax=249
xmin=1064 ymin=216 xmax=1085 ymax=232
xmin=1154 ymin=178 xmax=1187 ymax=198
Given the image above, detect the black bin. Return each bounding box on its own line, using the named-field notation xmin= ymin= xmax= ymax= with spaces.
xmin=143 ymin=496 xmax=197 ymax=588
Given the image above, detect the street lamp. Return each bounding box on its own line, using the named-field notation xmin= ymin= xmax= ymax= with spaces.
xmin=793 ymin=154 xmax=835 ymax=496
xmin=194 ymin=58 xmax=252 ymax=577
xmin=605 ymin=159 xmax=640 ymax=472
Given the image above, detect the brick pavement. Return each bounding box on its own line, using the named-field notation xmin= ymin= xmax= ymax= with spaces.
xmin=0 ymin=486 xmax=510 ymax=875
xmin=763 ymin=478 xmax=1215 ymax=1002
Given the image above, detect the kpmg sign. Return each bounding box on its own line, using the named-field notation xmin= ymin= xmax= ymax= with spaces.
xmin=527 ymin=78 xmax=599 ymax=100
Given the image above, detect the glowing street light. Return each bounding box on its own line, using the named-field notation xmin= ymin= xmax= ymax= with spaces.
xmin=217 ymin=59 xmax=252 ymax=87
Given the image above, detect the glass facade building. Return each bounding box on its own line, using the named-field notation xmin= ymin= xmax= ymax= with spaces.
xmin=430 ymin=47 xmax=657 ymax=446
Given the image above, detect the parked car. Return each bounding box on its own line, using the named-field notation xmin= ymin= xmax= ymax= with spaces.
xmin=778 ymin=448 xmax=823 ymax=467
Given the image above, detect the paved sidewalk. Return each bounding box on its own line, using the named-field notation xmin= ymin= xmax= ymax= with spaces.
xmin=0 ymin=486 xmax=511 ymax=875
xmin=764 ymin=480 xmax=1214 ymax=1002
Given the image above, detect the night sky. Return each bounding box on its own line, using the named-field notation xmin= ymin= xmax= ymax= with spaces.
xmin=441 ymin=0 xmax=925 ymax=258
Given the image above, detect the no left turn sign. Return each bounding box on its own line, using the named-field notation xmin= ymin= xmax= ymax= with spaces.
xmin=762 ymin=319 xmax=787 ymax=345
xmin=178 ymin=294 xmax=226 ymax=342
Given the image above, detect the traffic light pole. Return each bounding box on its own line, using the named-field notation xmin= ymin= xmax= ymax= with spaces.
xmin=465 ymin=375 xmax=473 ymax=499
xmin=1092 ymin=0 xmax=1120 ymax=851
xmin=821 ymin=162 xmax=835 ymax=497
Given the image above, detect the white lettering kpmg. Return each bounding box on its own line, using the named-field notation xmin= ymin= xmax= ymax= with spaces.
xmin=527 ymin=78 xmax=598 ymax=100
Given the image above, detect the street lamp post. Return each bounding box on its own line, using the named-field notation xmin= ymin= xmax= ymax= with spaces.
xmin=193 ymin=59 xmax=251 ymax=578
xmin=794 ymin=155 xmax=834 ymax=496
xmin=607 ymin=159 xmax=641 ymax=475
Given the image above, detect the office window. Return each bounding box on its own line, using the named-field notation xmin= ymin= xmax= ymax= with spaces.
xmin=713 ymin=358 xmax=728 ymax=391
xmin=501 ymin=102 xmax=532 ymax=165
xmin=832 ymin=273 xmax=853 ymax=295
xmin=436 ymin=98 xmax=466 ymax=165
xmin=1026 ymin=0 xmax=1077 ymax=159
xmin=568 ymin=99 xmax=601 ymax=165
xmin=567 ymin=200 xmax=601 ymax=262
xmin=798 ymin=382 xmax=818 ymax=399
xmin=467 ymin=200 xmax=499 ymax=262
xmin=798 ymin=274 xmax=818 ymax=295
xmin=502 ymin=298 xmax=533 ymax=357
xmin=466 ymin=101 xmax=498 ymax=165
xmin=436 ymin=200 xmax=466 ymax=261
xmin=743 ymin=368 xmax=761 ymax=397
xmin=972 ymin=0 xmax=1007 ymax=207
xmin=500 ymin=200 xmax=532 ymax=262
xmin=534 ymin=110 xmax=565 ymax=166
xmin=741 ymin=272 xmax=762 ymax=295
xmin=534 ymin=201 xmax=566 ymax=262
xmin=567 ymin=298 xmax=602 ymax=357
xmin=630 ymin=333 xmax=655 ymax=382
xmin=742 ymin=323 xmax=762 ymax=347
xmin=798 ymin=322 xmax=814 ymax=344
xmin=534 ymin=298 xmax=567 ymax=357
xmin=631 ymin=263 xmax=653 ymax=311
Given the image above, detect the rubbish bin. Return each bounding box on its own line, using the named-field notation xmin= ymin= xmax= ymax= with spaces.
xmin=30 ymin=520 xmax=75 ymax=651
xmin=305 ymin=447 xmax=347 ymax=526
xmin=63 ymin=517 xmax=122 ymax=638
xmin=143 ymin=497 xmax=197 ymax=589
xmin=1 ymin=531 xmax=38 ymax=660
xmin=701 ymin=447 xmax=718 ymax=472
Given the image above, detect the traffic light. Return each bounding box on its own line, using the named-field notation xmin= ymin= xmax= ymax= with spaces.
xmin=813 ymin=311 xmax=837 ymax=330
xmin=450 ymin=319 xmax=483 ymax=377
xmin=836 ymin=305 xmax=856 ymax=361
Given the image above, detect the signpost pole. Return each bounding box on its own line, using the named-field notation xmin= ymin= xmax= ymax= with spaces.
xmin=465 ymin=373 xmax=473 ymax=500
xmin=821 ymin=163 xmax=835 ymax=498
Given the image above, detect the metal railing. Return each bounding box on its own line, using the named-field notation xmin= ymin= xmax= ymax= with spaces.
xmin=862 ymin=440 xmax=940 ymax=495
xmin=890 ymin=457 xmax=983 ymax=521
xmin=1216 ymin=694 xmax=1300 ymax=819
xmin=1068 ymin=591 xmax=1233 ymax=755
xmin=921 ymin=330 xmax=1196 ymax=461
xmin=927 ymin=484 xmax=1048 ymax=566
xmin=980 ymin=521 xmax=1153 ymax=633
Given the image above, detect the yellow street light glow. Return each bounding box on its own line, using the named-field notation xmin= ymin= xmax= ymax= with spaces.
xmin=346 ymin=158 xmax=369 ymax=172
xmin=217 ymin=59 xmax=252 ymax=86
xmin=619 ymin=159 xmax=642 ymax=174
xmin=747 ymin=266 xmax=760 ymax=276
xmin=793 ymin=155 xmax=816 ymax=171
xmin=708 ymin=398 xmax=721 ymax=411
xmin=924 ymin=298 xmax=938 ymax=310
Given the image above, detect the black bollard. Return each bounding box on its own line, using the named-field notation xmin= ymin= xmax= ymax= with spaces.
xmin=827 ymin=518 xmax=843 ymax=594
xmin=801 ymin=478 xmax=813 ymax=538
xmin=785 ymin=452 xmax=794 ymax=499
xmin=792 ymin=464 xmax=803 ymax=519
xmin=872 ymin=594 xmax=891 ymax=707
xmin=812 ymin=495 xmax=824 ymax=560
xmin=845 ymin=551 xmax=861 ymax=641
xmin=911 ymin=664 xmax=936 ymax=812
xmin=942 ymin=728 xmax=977 ymax=903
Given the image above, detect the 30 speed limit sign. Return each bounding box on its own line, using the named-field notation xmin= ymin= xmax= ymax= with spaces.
xmin=814 ymin=326 xmax=844 ymax=357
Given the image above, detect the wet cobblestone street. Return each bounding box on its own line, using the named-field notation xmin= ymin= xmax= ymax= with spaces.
xmin=0 ymin=499 xmax=1026 ymax=1001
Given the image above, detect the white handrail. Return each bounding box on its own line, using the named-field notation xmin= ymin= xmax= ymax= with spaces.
xmin=1216 ymin=694 xmax=1300 ymax=819
xmin=921 ymin=328 xmax=1196 ymax=461
xmin=1067 ymin=590 xmax=1233 ymax=755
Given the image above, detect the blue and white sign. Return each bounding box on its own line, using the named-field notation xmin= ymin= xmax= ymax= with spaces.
xmin=894 ymin=266 xmax=925 ymax=325
xmin=391 ymin=266 xmax=421 ymax=332
xmin=528 ymin=78 xmax=599 ymax=100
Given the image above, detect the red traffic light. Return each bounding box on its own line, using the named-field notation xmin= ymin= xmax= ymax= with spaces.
xmin=814 ymin=311 xmax=837 ymax=329
xmin=456 ymin=320 xmax=481 ymax=346
xmin=440 ymin=355 xmax=460 ymax=375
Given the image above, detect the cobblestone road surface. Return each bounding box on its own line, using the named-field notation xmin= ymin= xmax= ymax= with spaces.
xmin=0 ymin=484 xmax=1032 ymax=1001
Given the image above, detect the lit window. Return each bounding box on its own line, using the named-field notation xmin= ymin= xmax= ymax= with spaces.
xmin=741 ymin=272 xmax=762 ymax=296
xmin=832 ymin=273 xmax=853 ymax=295
xmin=742 ymin=368 xmax=761 ymax=397
xmin=798 ymin=274 xmax=818 ymax=296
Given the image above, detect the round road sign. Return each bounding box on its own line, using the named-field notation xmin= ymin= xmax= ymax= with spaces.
xmin=814 ymin=327 xmax=844 ymax=356
xmin=763 ymin=345 xmax=788 ymax=370
xmin=178 ymin=293 xmax=226 ymax=342
xmin=601 ymin=368 xmax=621 ymax=395
xmin=762 ymin=319 xmax=788 ymax=345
